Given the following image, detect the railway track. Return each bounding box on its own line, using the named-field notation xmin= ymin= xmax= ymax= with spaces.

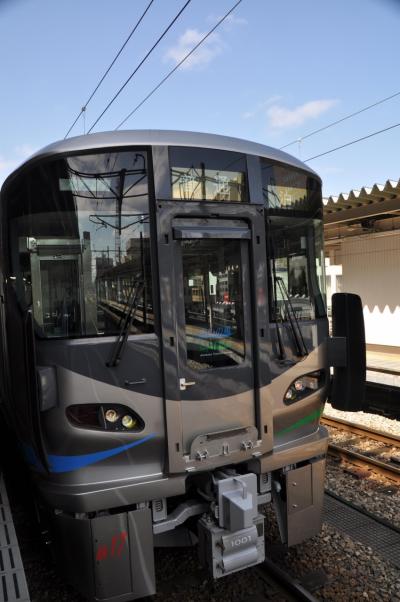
xmin=327 ymin=444 xmax=400 ymax=483
xmin=322 ymin=415 xmax=400 ymax=483
xmin=321 ymin=415 xmax=400 ymax=446
xmin=255 ymin=558 xmax=319 ymax=601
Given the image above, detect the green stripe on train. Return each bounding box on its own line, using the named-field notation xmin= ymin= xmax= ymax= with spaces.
xmin=276 ymin=406 xmax=324 ymax=436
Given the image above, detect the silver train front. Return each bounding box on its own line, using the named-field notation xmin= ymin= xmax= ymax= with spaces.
xmin=0 ymin=130 xmax=359 ymax=602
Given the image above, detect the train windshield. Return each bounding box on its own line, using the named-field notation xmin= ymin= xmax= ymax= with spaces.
xmin=262 ymin=161 xmax=326 ymax=321
xmin=7 ymin=150 xmax=154 ymax=338
xmin=170 ymin=147 xmax=248 ymax=202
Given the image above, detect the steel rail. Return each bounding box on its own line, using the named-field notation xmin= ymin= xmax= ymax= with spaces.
xmin=321 ymin=415 xmax=400 ymax=447
xmin=328 ymin=443 xmax=400 ymax=483
xmin=257 ymin=558 xmax=320 ymax=602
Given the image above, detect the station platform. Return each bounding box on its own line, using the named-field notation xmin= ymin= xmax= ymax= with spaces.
xmin=363 ymin=349 xmax=400 ymax=419
xmin=367 ymin=349 xmax=400 ymax=387
xmin=0 ymin=472 xmax=30 ymax=601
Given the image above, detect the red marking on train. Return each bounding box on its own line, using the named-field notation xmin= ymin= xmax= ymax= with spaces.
xmin=117 ymin=531 xmax=128 ymax=557
xmin=96 ymin=545 xmax=108 ymax=561
xmin=96 ymin=531 xmax=128 ymax=562
xmin=110 ymin=535 xmax=118 ymax=557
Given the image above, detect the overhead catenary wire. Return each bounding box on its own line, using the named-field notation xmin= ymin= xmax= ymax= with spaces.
xmin=87 ymin=0 xmax=192 ymax=134
xmin=64 ymin=0 xmax=155 ymax=139
xmin=280 ymin=90 xmax=400 ymax=150
xmin=304 ymin=121 xmax=400 ymax=162
xmin=115 ymin=0 xmax=243 ymax=130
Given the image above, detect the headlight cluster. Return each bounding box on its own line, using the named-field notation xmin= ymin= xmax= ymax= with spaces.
xmin=284 ymin=370 xmax=325 ymax=404
xmin=67 ymin=404 xmax=144 ymax=432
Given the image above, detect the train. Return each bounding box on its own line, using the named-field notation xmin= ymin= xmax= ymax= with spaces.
xmin=0 ymin=130 xmax=365 ymax=601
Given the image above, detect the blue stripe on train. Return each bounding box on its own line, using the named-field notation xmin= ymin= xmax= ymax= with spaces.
xmin=23 ymin=434 xmax=156 ymax=474
xmin=47 ymin=433 xmax=156 ymax=473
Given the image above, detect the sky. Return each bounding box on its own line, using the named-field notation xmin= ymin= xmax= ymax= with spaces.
xmin=1 ymin=0 xmax=400 ymax=197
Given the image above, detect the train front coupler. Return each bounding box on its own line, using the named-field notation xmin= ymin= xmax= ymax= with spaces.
xmin=196 ymin=471 xmax=266 ymax=578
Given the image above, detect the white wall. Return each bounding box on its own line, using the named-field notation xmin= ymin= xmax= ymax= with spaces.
xmin=336 ymin=231 xmax=400 ymax=347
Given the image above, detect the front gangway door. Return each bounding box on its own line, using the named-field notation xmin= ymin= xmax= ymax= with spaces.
xmin=157 ymin=204 xmax=273 ymax=473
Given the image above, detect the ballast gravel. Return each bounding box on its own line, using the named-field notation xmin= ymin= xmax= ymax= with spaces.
xmin=323 ymin=401 xmax=400 ymax=527
xmin=323 ymin=402 xmax=400 ymax=436
xmin=326 ymin=456 xmax=400 ymax=528
xmin=326 ymin=424 xmax=399 ymax=465
xmin=263 ymin=510 xmax=400 ymax=602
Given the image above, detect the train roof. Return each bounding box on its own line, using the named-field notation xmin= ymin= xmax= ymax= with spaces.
xmin=1 ymin=129 xmax=319 ymax=191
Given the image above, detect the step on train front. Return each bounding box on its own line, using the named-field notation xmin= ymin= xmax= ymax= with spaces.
xmin=0 ymin=130 xmax=365 ymax=602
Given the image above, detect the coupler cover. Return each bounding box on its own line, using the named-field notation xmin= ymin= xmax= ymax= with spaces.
xmin=198 ymin=514 xmax=265 ymax=578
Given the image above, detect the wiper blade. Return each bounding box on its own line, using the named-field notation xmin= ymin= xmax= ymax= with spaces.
xmin=275 ymin=277 xmax=308 ymax=357
xmin=272 ymin=271 xmax=286 ymax=360
xmin=107 ymin=278 xmax=144 ymax=367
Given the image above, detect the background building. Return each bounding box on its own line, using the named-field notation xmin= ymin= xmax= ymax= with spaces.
xmin=324 ymin=179 xmax=400 ymax=351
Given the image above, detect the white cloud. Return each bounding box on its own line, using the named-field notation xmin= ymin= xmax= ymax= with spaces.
xmin=164 ymin=28 xmax=223 ymax=70
xmin=207 ymin=13 xmax=248 ymax=29
xmin=242 ymin=96 xmax=283 ymax=120
xmin=267 ymin=99 xmax=338 ymax=129
xmin=223 ymin=13 xmax=247 ymax=27
xmin=164 ymin=11 xmax=247 ymax=71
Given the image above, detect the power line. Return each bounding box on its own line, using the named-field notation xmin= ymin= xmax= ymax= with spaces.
xmin=115 ymin=0 xmax=244 ymax=130
xmin=87 ymin=0 xmax=192 ymax=134
xmin=64 ymin=0 xmax=155 ymax=139
xmin=280 ymin=90 xmax=400 ymax=150
xmin=304 ymin=121 xmax=400 ymax=162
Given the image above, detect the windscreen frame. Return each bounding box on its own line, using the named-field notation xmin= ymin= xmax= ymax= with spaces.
xmin=261 ymin=158 xmax=326 ymax=323
xmin=2 ymin=145 xmax=161 ymax=340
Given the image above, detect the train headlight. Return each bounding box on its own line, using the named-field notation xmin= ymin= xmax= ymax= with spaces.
xmin=284 ymin=371 xmax=325 ymax=404
xmin=105 ymin=408 xmax=119 ymax=423
xmin=285 ymin=388 xmax=296 ymax=401
xmin=294 ymin=379 xmax=306 ymax=392
xmin=121 ymin=415 xmax=137 ymax=429
xmin=67 ymin=404 xmax=144 ymax=432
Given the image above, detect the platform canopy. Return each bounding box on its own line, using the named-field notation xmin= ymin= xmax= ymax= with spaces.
xmin=323 ymin=178 xmax=400 ymax=226
xmin=323 ymin=178 xmax=400 ymax=245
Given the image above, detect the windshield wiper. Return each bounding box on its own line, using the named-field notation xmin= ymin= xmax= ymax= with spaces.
xmin=275 ymin=277 xmax=308 ymax=357
xmin=271 ymin=260 xmax=286 ymax=360
xmin=107 ymin=278 xmax=144 ymax=367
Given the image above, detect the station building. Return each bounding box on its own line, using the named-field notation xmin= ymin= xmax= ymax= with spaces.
xmin=323 ymin=179 xmax=400 ymax=353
